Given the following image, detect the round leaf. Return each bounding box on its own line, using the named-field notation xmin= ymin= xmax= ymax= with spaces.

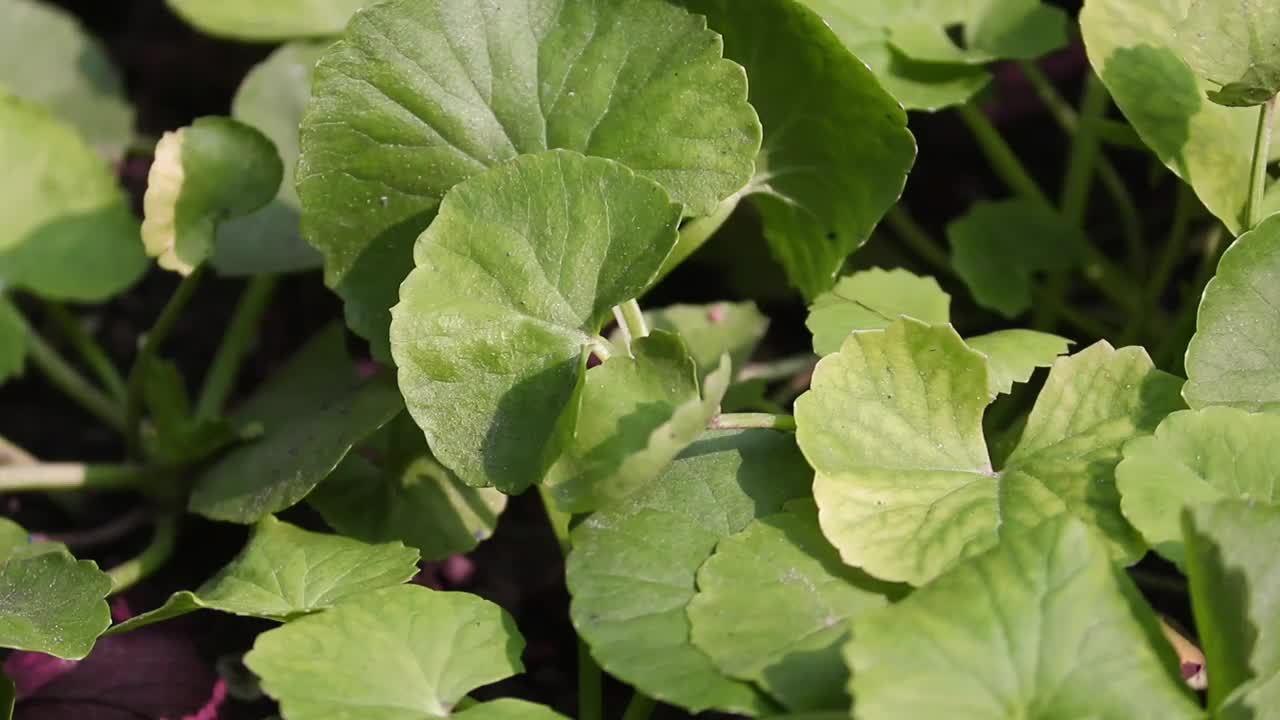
xmin=214 ymin=41 xmax=328 ymax=275
xmin=846 ymin=516 xmax=1200 ymax=720
xmin=1184 ymin=213 xmax=1280 ymax=410
xmin=110 ymin=516 xmax=419 ymax=633
xmin=390 ymin=151 xmax=681 ymax=493
xmin=165 ymin=0 xmax=366 ymax=41
xmin=795 ymin=319 xmax=1181 ymax=586
xmin=0 ymin=93 xmax=144 ymax=301
xmin=964 ymin=329 xmax=1073 ymax=397
xmin=0 ymin=0 xmax=133 ymax=157
xmin=142 ymin=117 xmax=283 ymax=275
xmin=884 ymin=0 xmax=1070 ymax=66
xmin=687 ymin=500 xmax=897 ymax=712
xmin=1172 ymin=0 xmax=1280 ymax=106
xmin=245 ymin=586 xmax=525 ymax=720
xmin=805 ymin=268 xmax=951 ymax=356
xmin=1118 ymin=407 xmax=1280 ymax=568
xmin=298 ymin=0 xmax=761 ymax=352
xmin=567 ymin=430 xmax=812 ymax=715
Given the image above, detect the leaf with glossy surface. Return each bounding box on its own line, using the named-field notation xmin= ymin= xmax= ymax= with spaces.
xmin=1173 ymin=0 xmax=1280 ymax=106
xmin=0 ymin=0 xmax=133 ymax=157
xmin=545 ymin=332 xmax=728 ymax=512
xmin=847 ymin=516 xmax=1200 ymax=719
xmin=688 ymin=500 xmax=896 ymax=712
xmin=805 ymin=268 xmax=950 ymax=356
xmin=111 ymin=516 xmax=418 ymax=633
xmin=298 ymin=0 xmax=760 ymax=353
xmin=567 ymin=430 xmax=812 ymax=715
xmin=1082 ymin=0 xmax=1261 ymax=232
xmin=1184 ymin=213 xmax=1280 ymax=410
xmin=948 ymin=199 xmax=1084 ymax=318
xmin=215 ymin=41 xmax=328 ymax=275
xmin=188 ymin=375 xmax=403 ymax=523
xmin=245 ymin=586 xmax=524 ymax=719
xmin=1184 ymin=500 xmax=1280 ymax=716
xmin=0 ymin=93 xmax=144 ymax=301
xmin=682 ymin=0 xmax=914 ymax=299
xmin=0 ymin=300 xmax=24 ymax=384
xmin=391 ymin=151 xmax=680 ymax=493
xmin=142 ymin=117 xmax=282 ymax=275
xmin=166 ymin=0 xmax=366 ymax=41
xmin=796 ymin=319 xmax=1180 ymax=585
xmin=965 ymin=329 xmax=1073 ymax=396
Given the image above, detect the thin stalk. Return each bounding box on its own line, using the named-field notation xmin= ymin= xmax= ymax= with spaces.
xmin=621 ymin=692 xmax=657 ymax=720
xmin=43 ymin=303 xmax=127 ymax=402
xmin=658 ymin=193 xmax=741 ymax=281
xmin=1155 ymin=226 xmax=1226 ymax=371
xmin=738 ymin=355 xmax=817 ymax=383
xmin=537 ymin=485 xmax=572 ymax=555
xmin=43 ymin=507 xmax=150 ymax=550
xmin=885 ymin=206 xmax=954 ymax=276
xmin=23 ymin=323 xmax=127 ymax=433
xmin=1148 ymin=184 xmax=1197 ymax=307
xmin=0 ymin=436 xmax=36 ymax=465
xmin=1246 ymin=96 xmax=1277 ymax=230
xmin=709 ymin=413 xmax=796 ymax=432
xmin=618 ymin=299 xmax=649 ymax=341
xmin=577 ymin=640 xmax=603 ymax=720
xmin=108 ymin=514 xmax=178 ymax=594
xmin=195 ymin=275 xmax=278 ymax=419
xmin=957 ymin=103 xmax=1050 ymax=206
xmin=0 ymin=463 xmax=157 ymax=493
xmin=125 ymin=267 xmax=206 ymax=456
xmin=1061 ymin=73 xmax=1109 ymax=225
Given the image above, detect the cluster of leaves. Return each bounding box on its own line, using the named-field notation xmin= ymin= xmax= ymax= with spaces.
xmin=2 ymin=0 xmax=1280 ymax=718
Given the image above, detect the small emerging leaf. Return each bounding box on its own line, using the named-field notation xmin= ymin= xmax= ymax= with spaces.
xmin=806 ymin=268 xmax=950 ymax=356
xmin=1173 ymin=0 xmax=1280 ymax=106
xmin=618 ymin=301 xmax=769 ymax=380
xmin=142 ymin=117 xmax=283 ymax=275
xmin=165 ymin=0 xmax=366 ymax=41
xmin=965 ymin=329 xmax=1073 ymax=397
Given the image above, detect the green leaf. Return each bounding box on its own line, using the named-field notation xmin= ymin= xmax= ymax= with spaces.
xmin=965 ymin=329 xmax=1073 ymax=397
xmin=390 ymin=151 xmax=681 ymax=493
xmin=687 ymin=500 xmax=897 ymax=712
xmin=309 ymin=416 xmax=507 ymax=561
xmin=795 ymin=319 xmax=1181 ymax=586
xmin=0 ymin=528 xmax=112 ymax=659
xmin=805 ymin=268 xmax=950 ymax=356
xmin=1172 ymin=0 xmax=1280 ymax=106
xmin=0 ymin=299 xmax=24 ymax=384
xmin=111 ymin=516 xmax=419 ymax=633
xmin=188 ymin=375 xmax=403 ymax=523
xmin=142 ymin=117 xmax=283 ymax=276
xmin=567 ymin=430 xmax=812 ymax=715
xmin=797 ymin=1 xmax=991 ymax=111
xmin=885 ymin=0 xmax=1070 ymax=66
xmin=544 ymin=332 xmax=729 ymax=513
xmin=0 ymin=93 xmax=144 ymax=301
xmin=624 ymin=302 xmax=769 ymax=380
xmin=245 ymin=585 xmax=525 ymax=720
xmin=1119 ymin=407 xmax=1280 ymax=569
xmin=681 ymin=0 xmax=915 ymax=299
xmin=948 ymin=199 xmax=1084 ymax=318
xmin=0 ymin=0 xmax=134 ymax=158
xmin=846 ymin=516 xmax=1200 ymax=720
xmin=1082 ymin=0 xmax=1262 ymax=233
xmin=454 ymin=700 xmax=569 ymax=720
xmin=0 ymin=669 xmax=12 ymax=720
xmin=298 ymin=0 xmax=760 ymax=354
xmin=1184 ymin=213 xmax=1280 ymax=411
xmin=165 ymin=0 xmax=366 ymax=41
xmin=1184 ymin=500 xmax=1280 ymax=716
xmin=230 ymin=322 xmax=358 ymax=429
xmin=214 ymin=41 xmax=328 ymax=276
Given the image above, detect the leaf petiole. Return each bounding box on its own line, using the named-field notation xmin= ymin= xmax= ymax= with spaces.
xmin=620 ymin=692 xmax=657 ymax=720
xmin=709 ymin=413 xmax=796 ymax=432
xmin=21 ymin=319 xmax=127 ymax=433
xmin=195 ymin=274 xmax=278 ymax=419
xmin=0 ymin=463 xmax=161 ymax=493
xmin=43 ymin=302 xmax=128 ymax=403
xmin=1245 ymin=95 xmax=1277 ymax=230
xmin=107 ymin=513 xmax=178 ymax=594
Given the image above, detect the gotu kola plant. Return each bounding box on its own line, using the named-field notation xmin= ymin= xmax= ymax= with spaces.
xmin=2 ymin=0 xmax=1280 ymax=718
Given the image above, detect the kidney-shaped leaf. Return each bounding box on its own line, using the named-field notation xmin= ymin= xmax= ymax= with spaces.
xmin=1082 ymin=0 xmax=1261 ymax=233
xmin=796 ymin=319 xmax=1181 ymax=586
xmin=111 ymin=516 xmax=419 ymax=633
xmin=965 ymin=329 xmax=1073 ymax=397
xmin=1173 ymin=0 xmax=1280 ymax=106
xmin=298 ymin=0 xmax=760 ymax=352
xmin=245 ymin=586 xmax=524 ymax=720
xmin=567 ymin=430 xmax=812 ymax=716
xmin=165 ymin=0 xmax=365 ymax=41
xmin=391 ymin=151 xmax=680 ymax=493
xmin=0 ymin=93 xmax=144 ymax=302
xmin=1184 ymin=213 xmax=1280 ymax=411
xmin=142 ymin=117 xmax=283 ymax=275
xmin=806 ymin=268 xmax=951 ymax=356
xmin=846 ymin=516 xmax=1200 ymax=720
xmin=885 ymin=0 xmax=1070 ymax=66
xmin=687 ymin=500 xmax=896 ymax=712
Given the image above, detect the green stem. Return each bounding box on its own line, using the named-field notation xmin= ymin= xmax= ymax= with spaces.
xmin=738 ymin=355 xmax=817 ymax=383
xmin=1246 ymin=96 xmax=1277 ymax=230
xmin=195 ymin=275 xmax=278 ymax=419
xmin=1060 ymin=74 xmax=1108 ymax=225
xmin=108 ymin=514 xmax=178 ymax=594
xmin=537 ymin=485 xmax=573 ymax=555
xmin=125 ymin=267 xmax=206 ymax=456
xmin=709 ymin=413 xmax=796 ymax=431
xmin=621 ymin=692 xmax=657 ymax=720
xmin=884 ymin=205 xmax=954 ymax=276
xmin=1148 ymin=184 xmax=1196 ymax=308
xmin=43 ymin=303 xmax=127 ymax=403
xmin=1155 ymin=225 xmax=1226 ymax=371
xmin=619 ymin=299 xmax=649 ymax=340
xmin=957 ymin=103 xmax=1050 ymax=206
xmin=658 ymin=193 xmax=741 ymax=281
xmin=0 ymin=435 xmax=36 ymax=466
xmin=577 ymin=640 xmax=603 ymax=720
xmin=0 ymin=463 xmax=156 ymax=493
xmin=23 ymin=322 xmax=127 ymax=433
